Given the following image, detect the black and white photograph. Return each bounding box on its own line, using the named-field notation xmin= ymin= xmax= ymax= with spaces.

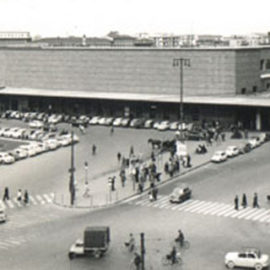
xmin=0 ymin=0 xmax=270 ymax=269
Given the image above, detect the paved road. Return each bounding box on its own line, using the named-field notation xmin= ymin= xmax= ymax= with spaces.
xmin=0 ymin=142 xmax=270 ymax=270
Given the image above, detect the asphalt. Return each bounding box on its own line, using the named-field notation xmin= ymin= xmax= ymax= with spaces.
xmin=53 ymin=132 xmax=260 ymax=208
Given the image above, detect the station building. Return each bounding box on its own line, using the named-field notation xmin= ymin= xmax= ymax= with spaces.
xmin=0 ymin=46 xmax=270 ymax=130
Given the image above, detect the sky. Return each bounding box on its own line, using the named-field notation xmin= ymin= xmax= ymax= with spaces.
xmin=0 ymin=0 xmax=269 ymax=38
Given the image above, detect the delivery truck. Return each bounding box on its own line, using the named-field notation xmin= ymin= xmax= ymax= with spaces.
xmin=68 ymin=226 xmax=110 ymax=259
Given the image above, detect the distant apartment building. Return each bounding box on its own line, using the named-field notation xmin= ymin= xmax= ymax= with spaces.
xmin=153 ymin=34 xmax=196 ymax=48
xmin=0 ymin=31 xmax=31 ymax=45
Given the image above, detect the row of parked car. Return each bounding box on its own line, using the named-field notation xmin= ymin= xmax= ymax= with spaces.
xmin=211 ymin=134 xmax=266 ymax=163
xmin=0 ymin=126 xmax=79 ymax=165
xmin=3 ymin=110 xmax=196 ymax=132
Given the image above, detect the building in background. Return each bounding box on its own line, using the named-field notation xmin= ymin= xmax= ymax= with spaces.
xmin=0 ymin=31 xmax=31 ymax=46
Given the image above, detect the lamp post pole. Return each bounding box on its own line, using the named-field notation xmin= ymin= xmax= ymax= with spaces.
xmin=173 ymin=58 xmax=191 ymax=125
xmin=69 ymin=130 xmax=76 ymax=206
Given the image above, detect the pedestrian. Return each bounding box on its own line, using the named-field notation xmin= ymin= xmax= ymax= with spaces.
xmin=253 ymin=192 xmax=259 ymax=208
xmin=109 ymin=176 xmax=116 ymax=191
xmin=3 ymin=187 xmax=9 ymax=201
xmin=24 ymin=190 xmax=29 ymax=204
xmin=17 ymin=189 xmax=22 ymax=202
xmin=92 ymin=144 xmax=96 ymax=155
xmin=186 ymin=154 xmax=192 ymax=168
xmin=152 ymin=185 xmax=158 ymax=200
xmin=221 ymin=133 xmax=226 ymax=141
xmin=129 ymin=145 xmax=134 ymax=157
xmin=138 ymin=182 xmax=144 ymax=193
xmin=117 ymin=152 xmax=121 ymax=162
xmin=234 ymin=195 xmax=239 ymax=210
xmin=120 ymin=170 xmax=126 ymax=187
xmin=151 ymin=151 xmax=155 ymax=162
xmin=110 ymin=125 xmax=114 ymax=135
xmin=79 ymin=124 xmax=85 ymax=134
xmin=241 ymin=193 xmax=247 ymax=208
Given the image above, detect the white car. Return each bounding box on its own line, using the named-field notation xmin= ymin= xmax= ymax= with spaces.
xmin=225 ymin=248 xmax=269 ymax=270
xmin=9 ymin=148 xmax=28 ymax=160
xmin=226 ymin=146 xmax=240 ymax=157
xmin=0 ymin=207 xmax=6 ymax=223
xmin=0 ymin=152 xmax=15 ymax=164
xmin=169 ymin=121 xmax=179 ymax=130
xmin=3 ymin=127 xmax=16 ymax=137
xmin=144 ymin=119 xmax=154 ymax=128
xmin=104 ymin=117 xmax=114 ymax=126
xmin=112 ymin=117 xmax=122 ymax=126
xmin=97 ymin=117 xmax=107 ymax=125
xmin=43 ymin=139 xmax=60 ymax=150
xmin=29 ymin=120 xmax=44 ymax=129
xmin=157 ymin=121 xmax=170 ymax=131
xmin=120 ymin=118 xmax=130 ymax=127
xmin=57 ymin=135 xmax=72 ymax=146
xmin=19 ymin=144 xmax=37 ymax=157
xmin=211 ymin=150 xmax=227 ymax=163
xmin=89 ymin=116 xmax=101 ymax=125
xmin=11 ymin=128 xmax=26 ymax=139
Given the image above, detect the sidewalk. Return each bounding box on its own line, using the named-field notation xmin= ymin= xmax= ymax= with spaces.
xmin=53 ymin=134 xmax=253 ymax=208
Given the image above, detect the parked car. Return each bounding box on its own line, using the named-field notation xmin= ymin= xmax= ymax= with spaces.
xmin=249 ymin=136 xmax=263 ymax=148
xmin=169 ymin=121 xmax=179 ymax=131
xmin=89 ymin=116 xmax=101 ymax=125
xmin=43 ymin=139 xmax=61 ymax=150
xmin=170 ymin=185 xmax=192 ymax=203
xmin=224 ymin=248 xmax=269 ymax=270
xmin=9 ymin=148 xmax=28 ymax=160
xmin=29 ymin=120 xmax=44 ymax=129
xmin=157 ymin=120 xmax=170 ymax=131
xmin=239 ymin=143 xmax=252 ymax=154
xmin=104 ymin=117 xmax=114 ymax=126
xmin=11 ymin=128 xmax=27 ymax=139
xmin=130 ymin=118 xmax=144 ymax=128
xmin=211 ymin=150 xmax=227 ymax=163
xmin=226 ymin=146 xmax=240 ymax=157
xmin=112 ymin=117 xmax=123 ymax=127
xmin=144 ymin=119 xmax=154 ymax=129
xmin=0 ymin=152 xmax=15 ymax=164
xmin=120 ymin=118 xmax=130 ymax=127
xmin=98 ymin=117 xmax=107 ymax=125
xmin=19 ymin=144 xmax=37 ymax=157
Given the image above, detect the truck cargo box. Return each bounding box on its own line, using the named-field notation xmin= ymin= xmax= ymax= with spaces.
xmin=84 ymin=226 xmax=110 ymax=250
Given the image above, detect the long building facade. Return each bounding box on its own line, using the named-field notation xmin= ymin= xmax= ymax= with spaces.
xmin=0 ymin=46 xmax=270 ymax=129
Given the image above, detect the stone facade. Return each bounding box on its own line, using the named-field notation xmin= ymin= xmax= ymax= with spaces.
xmin=0 ymin=46 xmax=269 ymax=98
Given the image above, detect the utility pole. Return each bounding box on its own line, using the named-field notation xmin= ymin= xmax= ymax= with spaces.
xmin=172 ymin=58 xmax=191 ymax=125
xmin=69 ymin=130 xmax=76 ymax=206
xmin=140 ymin=233 xmax=145 ymax=270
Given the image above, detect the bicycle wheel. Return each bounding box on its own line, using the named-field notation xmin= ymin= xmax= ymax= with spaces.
xmin=176 ymin=256 xmax=183 ymax=266
xmin=161 ymin=256 xmax=170 ymax=266
xmin=183 ymin=240 xmax=190 ymax=249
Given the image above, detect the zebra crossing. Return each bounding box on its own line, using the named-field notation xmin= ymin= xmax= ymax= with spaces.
xmin=131 ymin=195 xmax=270 ymax=223
xmin=0 ymin=193 xmax=55 ymax=210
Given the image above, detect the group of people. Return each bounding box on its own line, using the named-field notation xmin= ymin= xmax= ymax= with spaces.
xmin=2 ymin=187 xmax=29 ymax=205
xmin=234 ymin=192 xmax=259 ymax=210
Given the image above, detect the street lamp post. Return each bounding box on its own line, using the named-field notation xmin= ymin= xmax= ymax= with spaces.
xmin=172 ymin=58 xmax=191 ymax=126
xmin=84 ymin=161 xmax=88 ymax=185
xmin=69 ymin=130 xmax=76 ymax=206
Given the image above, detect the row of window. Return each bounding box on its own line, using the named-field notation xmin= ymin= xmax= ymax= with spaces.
xmin=260 ymin=59 xmax=270 ymax=70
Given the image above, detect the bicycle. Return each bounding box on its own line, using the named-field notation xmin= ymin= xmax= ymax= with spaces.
xmin=175 ymin=238 xmax=190 ymax=249
xmin=162 ymin=252 xmax=183 ymax=266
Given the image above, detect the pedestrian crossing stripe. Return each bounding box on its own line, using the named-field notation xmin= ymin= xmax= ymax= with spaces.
xmin=0 ymin=193 xmax=55 ymax=209
xmin=131 ymin=195 xmax=270 ymax=224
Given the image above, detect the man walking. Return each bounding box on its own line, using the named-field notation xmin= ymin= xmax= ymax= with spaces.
xmin=234 ymin=195 xmax=239 ymax=210
xmin=3 ymin=187 xmax=9 ymax=202
xmin=241 ymin=193 xmax=247 ymax=208
xmin=253 ymin=192 xmax=259 ymax=208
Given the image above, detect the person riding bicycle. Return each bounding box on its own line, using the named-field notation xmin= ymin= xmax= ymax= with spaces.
xmin=131 ymin=252 xmax=141 ymax=270
xmin=175 ymin=229 xmax=185 ymax=247
xmin=125 ymin=233 xmax=135 ymax=252
xmin=166 ymin=245 xmax=177 ymax=264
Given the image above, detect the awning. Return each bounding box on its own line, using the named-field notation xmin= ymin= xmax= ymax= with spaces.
xmin=1 ymin=87 xmax=270 ymax=107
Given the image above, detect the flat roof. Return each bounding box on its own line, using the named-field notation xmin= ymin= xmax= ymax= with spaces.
xmin=1 ymin=87 xmax=270 ymax=107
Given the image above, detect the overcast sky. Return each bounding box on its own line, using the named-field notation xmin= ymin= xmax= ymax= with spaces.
xmin=0 ymin=0 xmax=269 ymax=37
